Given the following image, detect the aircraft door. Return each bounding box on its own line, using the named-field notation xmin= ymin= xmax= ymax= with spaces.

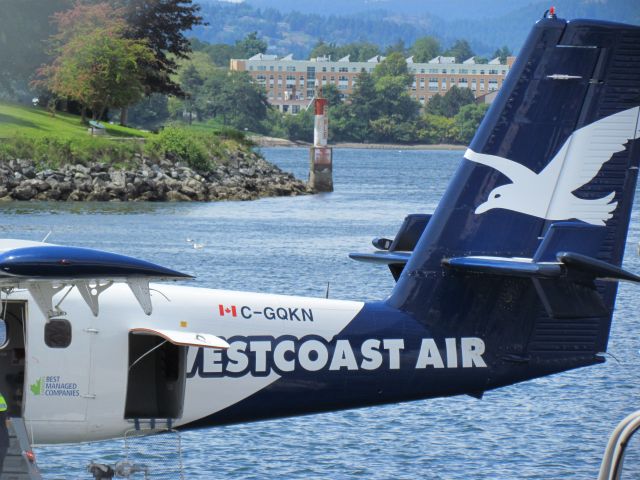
xmin=24 ymin=310 xmax=93 ymax=423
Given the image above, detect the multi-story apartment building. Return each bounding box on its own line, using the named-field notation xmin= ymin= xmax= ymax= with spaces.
xmin=230 ymin=53 xmax=516 ymax=113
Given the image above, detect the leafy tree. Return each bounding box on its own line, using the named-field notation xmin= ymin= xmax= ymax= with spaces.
xmin=330 ymin=54 xmax=419 ymax=143
xmin=310 ymin=41 xmax=338 ymax=59
xmin=474 ymin=56 xmax=489 ymax=64
xmin=321 ymin=84 xmax=342 ymax=107
xmin=128 ymin=93 xmax=170 ymax=130
xmin=370 ymin=114 xmax=417 ymax=143
xmin=425 ymin=86 xmax=476 ymax=117
xmin=454 ymin=103 xmax=489 ymax=144
xmin=177 ymin=68 xmax=269 ymax=132
xmin=331 ymin=71 xmax=377 ymax=142
xmin=0 ymin=0 xmax=71 ymax=97
xmin=420 ymin=114 xmax=455 ymax=144
xmin=373 ymin=52 xmax=412 ymax=84
xmin=205 ymin=43 xmax=238 ymax=67
xmin=235 ymin=31 xmax=267 ymax=59
xmin=180 ymin=64 xmax=204 ymax=124
xmin=411 ymin=36 xmax=440 ymax=63
xmin=492 ymin=45 xmax=512 ymax=64
xmin=310 ymin=41 xmax=379 ymax=62
xmin=444 ymin=39 xmax=474 ymax=63
xmin=36 ymin=3 xmax=155 ymax=123
xmin=283 ymin=107 xmax=313 ymax=142
xmin=384 ymin=39 xmax=406 ymax=56
xmin=343 ymin=42 xmax=380 ymax=62
xmin=116 ymin=0 xmax=204 ymax=97
xmin=40 ymin=29 xmax=154 ymax=121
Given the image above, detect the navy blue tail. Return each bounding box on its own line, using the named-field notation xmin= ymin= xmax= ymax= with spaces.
xmin=386 ymin=16 xmax=640 ymax=382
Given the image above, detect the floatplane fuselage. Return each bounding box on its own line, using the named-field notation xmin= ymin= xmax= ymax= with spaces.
xmin=1 ymin=13 xmax=640 ymax=447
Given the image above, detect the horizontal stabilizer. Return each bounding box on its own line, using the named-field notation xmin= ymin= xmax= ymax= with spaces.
xmin=442 ymin=256 xmax=561 ymax=277
xmin=443 ymin=253 xmax=640 ymax=284
xmin=557 ymin=252 xmax=640 ymax=283
xmin=349 ymin=251 xmax=411 ymax=265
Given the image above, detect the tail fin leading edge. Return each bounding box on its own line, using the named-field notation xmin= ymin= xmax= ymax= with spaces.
xmin=387 ymin=17 xmax=640 ymax=373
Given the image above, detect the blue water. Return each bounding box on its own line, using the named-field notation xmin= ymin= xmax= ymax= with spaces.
xmin=2 ymin=147 xmax=639 ymax=478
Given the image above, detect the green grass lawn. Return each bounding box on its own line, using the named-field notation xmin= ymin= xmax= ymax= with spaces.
xmin=0 ymin=101 xmax=149 ymax=139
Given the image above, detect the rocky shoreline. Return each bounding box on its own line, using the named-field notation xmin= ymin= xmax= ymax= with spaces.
xmin=0 ymin=151 xmax=313 ymax=202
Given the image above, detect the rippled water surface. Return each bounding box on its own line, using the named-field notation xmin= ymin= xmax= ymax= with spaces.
xmin=2 ymin=147 xmax=640 ymax=479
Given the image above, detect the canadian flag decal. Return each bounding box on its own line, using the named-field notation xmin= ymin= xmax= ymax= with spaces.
xmin=219 ymin=304 xmax=237 ymax=317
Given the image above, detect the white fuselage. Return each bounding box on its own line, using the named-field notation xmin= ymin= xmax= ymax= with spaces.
xmin=15 ymin=282 xmax=363 ymax=444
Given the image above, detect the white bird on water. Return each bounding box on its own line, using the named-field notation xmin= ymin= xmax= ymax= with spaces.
xmin=466 ymin=106 xmax=640 ymax=226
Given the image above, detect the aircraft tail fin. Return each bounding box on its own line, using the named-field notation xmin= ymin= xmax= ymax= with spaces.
xmin=384 ymin=16 xmax=640 ymax=378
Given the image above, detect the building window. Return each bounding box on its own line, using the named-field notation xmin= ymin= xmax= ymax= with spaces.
xmin=488 ymin=79 xmax=498 ymax=91
xmin=442 ymin=80 xmax=447 ymax=90
xmin=489 ymin=69 xmax=499 ymax=75
xmin=339 ymin=67 xmax=348 ymax=72
xmin=0 ymin=319 xmax=7 ymax=349
xmin=286 ymin=66 xmax=296 ymax=72
xmin=322 ymin=67 xmax=327 ymax=72
xmin=419 ymin=78 xmax=425 ymax=89
xmin=441 ymin=69 xmax=447 ymax=74
xmin=249 ymin=66 xmax=254 ymax=71
xmin=270 ymin=66 xmax=274 ymax=71
xmin=480 ymin=69 xmax=485 ymax=75
xmin=257 ymin=66 xmax=267 ymax=71
xmin=292 ymin=105 xmax=300 ymax=114
xmin=307 ymin=66 xmax=316 ymax=79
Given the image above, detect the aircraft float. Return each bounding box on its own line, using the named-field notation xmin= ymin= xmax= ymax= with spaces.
xmin=0 ymin=13 xmax=639 ymax=451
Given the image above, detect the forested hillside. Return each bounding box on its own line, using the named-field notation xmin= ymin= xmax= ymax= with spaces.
xmin=193 ymin=0 xmax=639 ymax=58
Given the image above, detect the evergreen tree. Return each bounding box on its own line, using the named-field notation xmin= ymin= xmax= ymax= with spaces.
xmin=411 ymin=36 xmax=440 ymax=63
xmin=444 ymin=39 xmax=474 ymax=63
xmin=425 ymin=86 xmax=476 ymax=117
xmin=117 ymin=0 xmax=204 ymax=97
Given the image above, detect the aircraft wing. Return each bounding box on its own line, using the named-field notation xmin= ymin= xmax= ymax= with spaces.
xmin=0 ymin=243 xmax=193 ymax=318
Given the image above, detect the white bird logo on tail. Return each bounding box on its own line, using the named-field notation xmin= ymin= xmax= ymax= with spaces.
xmin=466 ymin=106 xmax=640 ymax=226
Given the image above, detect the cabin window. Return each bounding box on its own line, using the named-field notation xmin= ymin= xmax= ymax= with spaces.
xmin=45 ymin=319 xmax=72 ymax=348
xmin=0 ymin=319 xmax=7 ymax=349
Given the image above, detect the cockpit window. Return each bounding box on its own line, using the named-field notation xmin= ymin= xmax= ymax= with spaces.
xmin=0 ymin=319 xmax=7 ymax=349
xmin=45 ymin=319 xmax=72 ymax=348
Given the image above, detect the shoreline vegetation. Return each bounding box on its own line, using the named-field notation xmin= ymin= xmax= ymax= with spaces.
xmin=0 ymin=102 xmax=312 ymax=202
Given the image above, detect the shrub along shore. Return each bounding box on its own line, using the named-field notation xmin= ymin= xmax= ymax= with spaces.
xmin=0 ymin=119 xmax=313 ymax=202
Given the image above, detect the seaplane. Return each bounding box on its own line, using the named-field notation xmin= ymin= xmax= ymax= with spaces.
xmin=0 ymin=11 xmax=639 ymax=476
